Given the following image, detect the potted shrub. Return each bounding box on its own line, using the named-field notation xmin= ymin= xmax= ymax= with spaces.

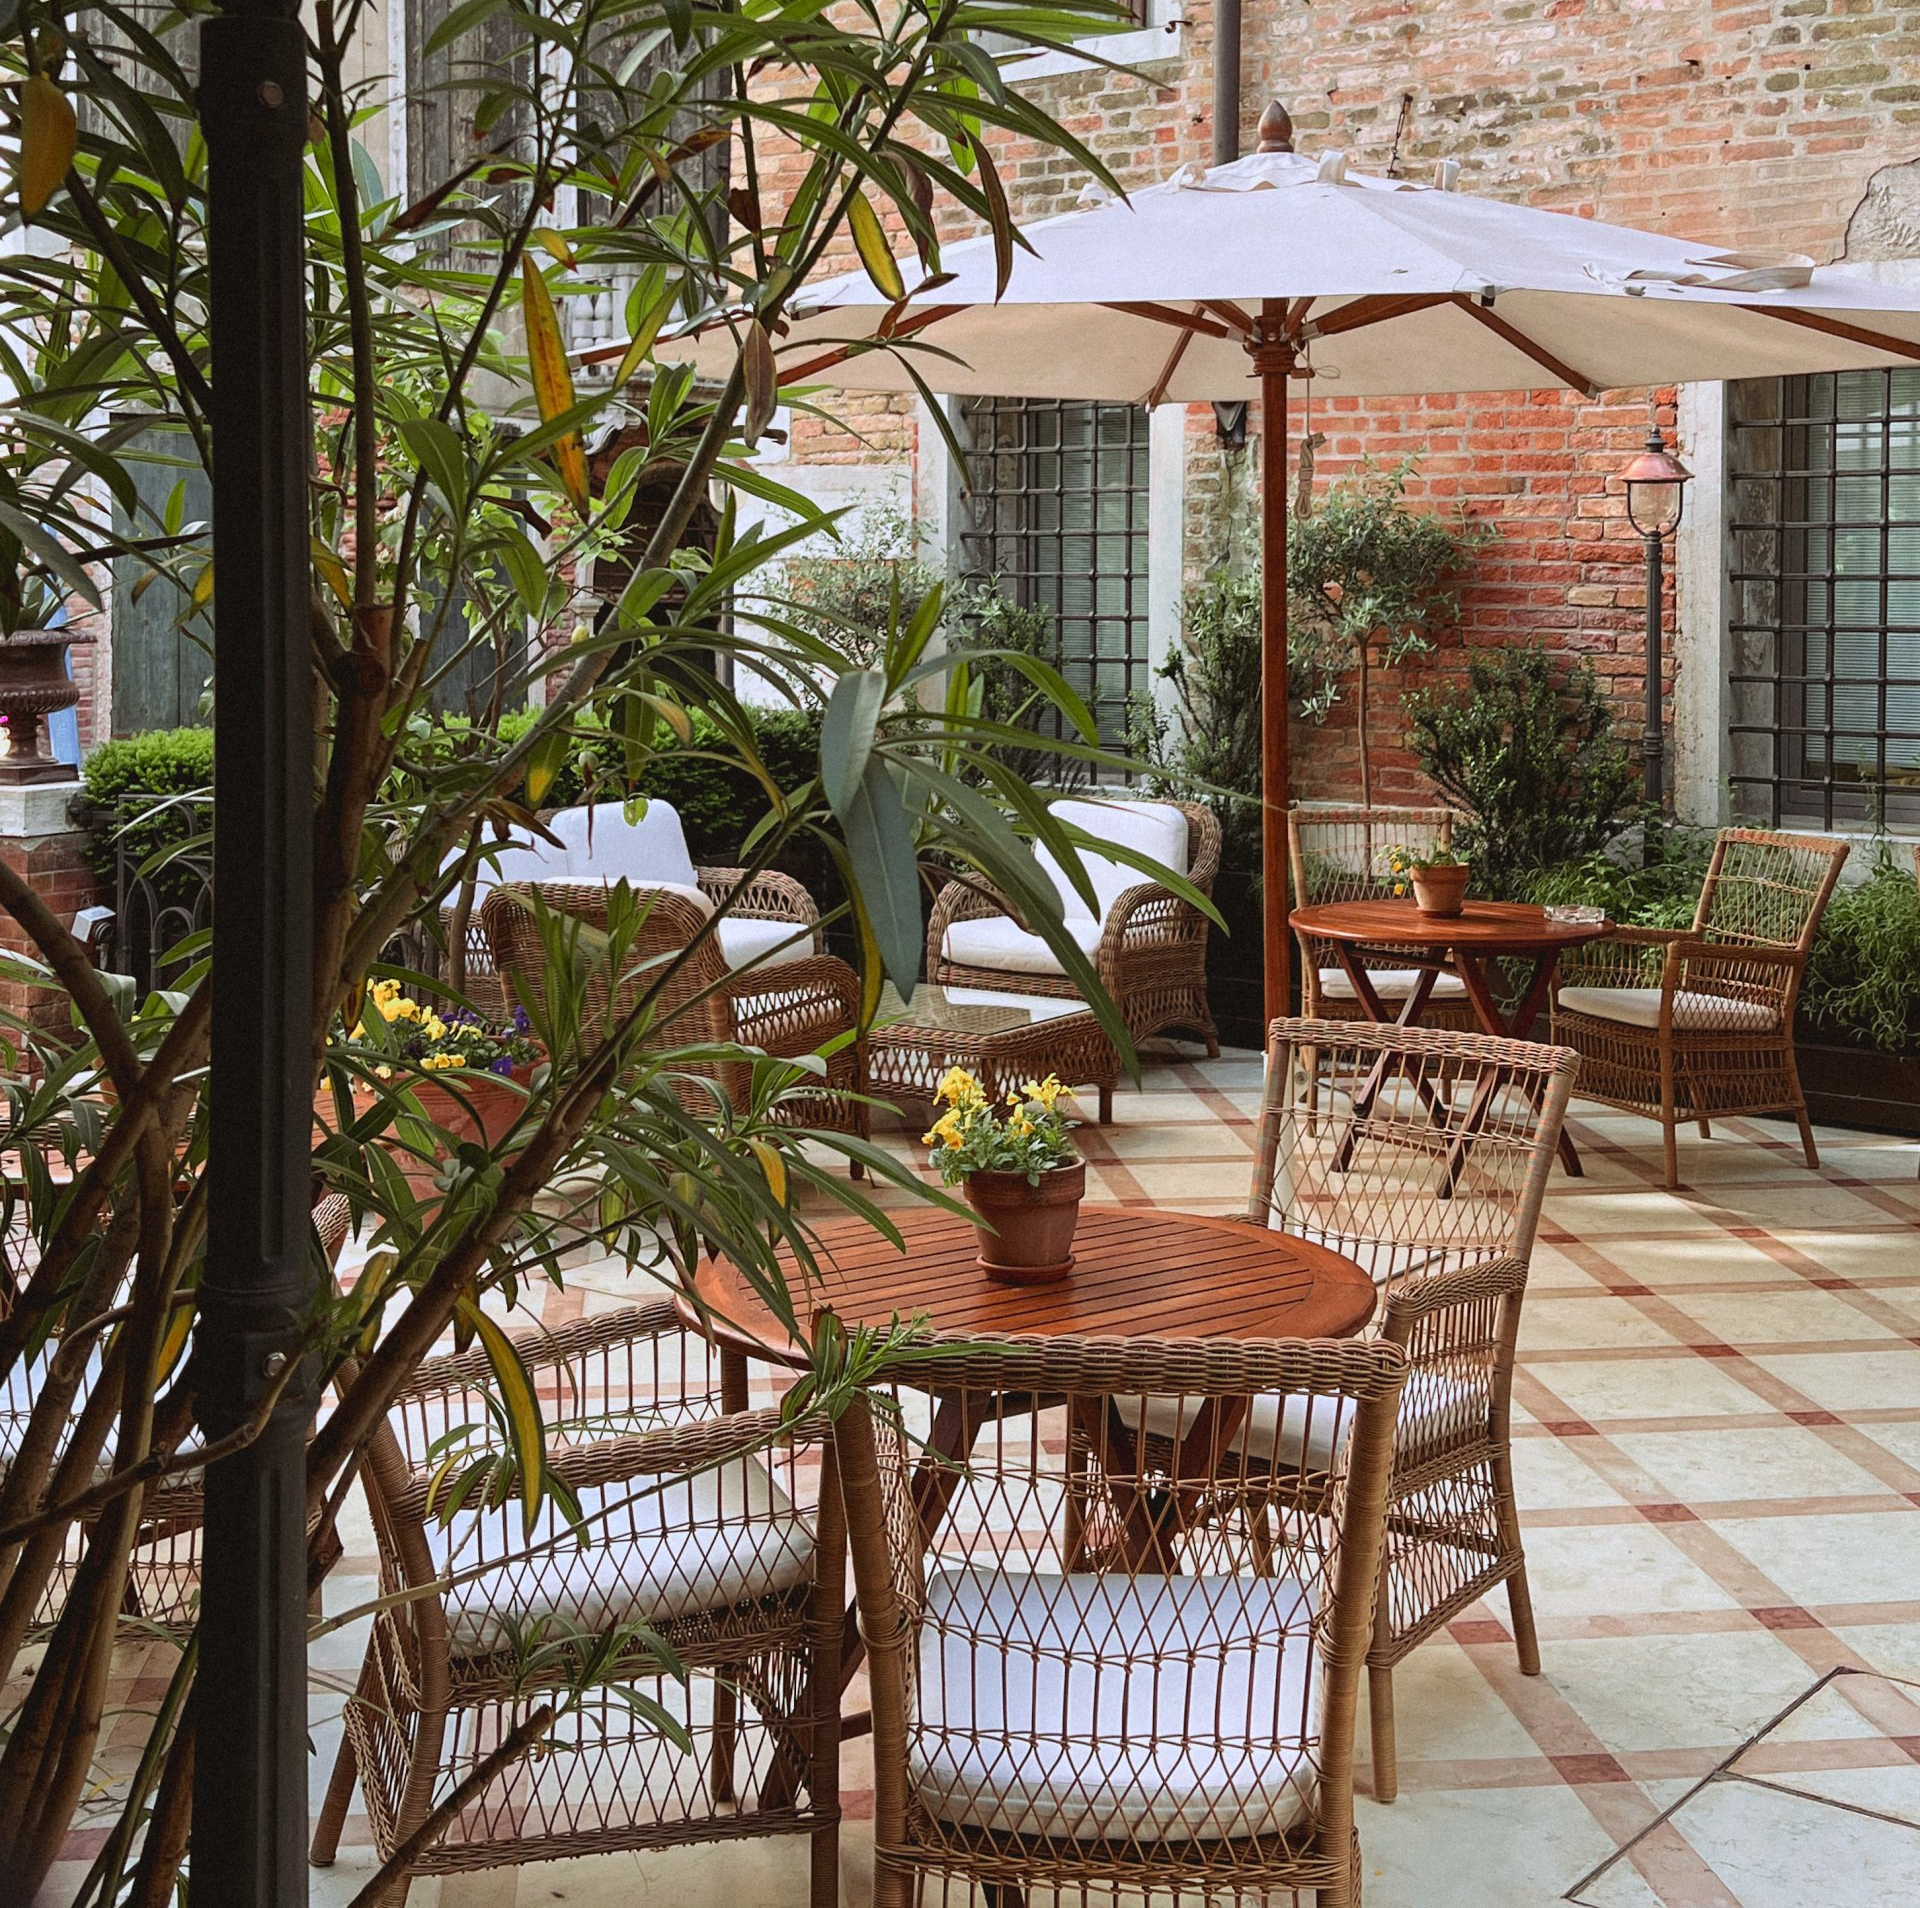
xmin=924 ymin=1068 xmax=1085 ymax=1283
xmin=1386 ymin=843 xmax=1471 ymax=918
xmin=326 ymin=980 xmax=544 ymax=1198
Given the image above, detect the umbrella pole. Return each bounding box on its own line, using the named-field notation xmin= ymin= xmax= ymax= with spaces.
xmin=1254 ymin=318 xmax=1296 ymax=1035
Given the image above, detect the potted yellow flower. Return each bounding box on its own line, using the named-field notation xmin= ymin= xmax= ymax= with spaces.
xmin=924 ymin=1068 xmax=1084 ymax=1283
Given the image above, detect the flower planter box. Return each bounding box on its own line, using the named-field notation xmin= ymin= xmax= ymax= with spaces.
xmin=1794 ymin=1032 xmax=1920 ymax=1139
xmin=314 ymin=1065 xmax=534 ymax=1199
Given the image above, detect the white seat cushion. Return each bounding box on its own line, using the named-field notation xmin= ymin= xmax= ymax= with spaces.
xmin=718 ymin=915 xmax=814 ymax=974
xmin=1117 ymin=1370 xmax=1483 ymax=1473
xmin=1556 ymin=985 xmax=1778 ymax=1034
xmin=943 ymin=914 xmax=1104 ymax=978
xmin=549 ymin=799 xmax=701 ymax=889
xmin=422 ymin=1455 xmax=814 ymax=1655
xmin=1036 ymin=800 xmax=1189 ymax=925
xmin=1317 ymin=964 xmax=1468 ymax=1002
xmin=913 ymin=1566 xmax=1319 ymax=1843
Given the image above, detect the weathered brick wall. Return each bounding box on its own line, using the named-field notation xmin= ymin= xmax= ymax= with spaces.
xmin=0 ymin=820 xmax=105 ymax=1038
xmin=767 ymin=0 xmax=1920 ymax=806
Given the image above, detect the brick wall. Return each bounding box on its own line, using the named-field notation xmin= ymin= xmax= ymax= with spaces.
xmin=761 ymin=0 xmax=1920 ymax=810
xmin=0 ymin=819 xmax=105 ymax=1038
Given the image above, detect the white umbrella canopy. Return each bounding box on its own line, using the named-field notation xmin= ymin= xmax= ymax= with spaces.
xmin=665 ymin=114 xmax=1920 ymax=1025
xmin=693 ymin=144 xmax=1920 ymax=403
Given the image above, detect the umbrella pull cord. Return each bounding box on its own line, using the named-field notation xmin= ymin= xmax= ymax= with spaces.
xmin=1293 ymin=378 xmax=1326 ymax=519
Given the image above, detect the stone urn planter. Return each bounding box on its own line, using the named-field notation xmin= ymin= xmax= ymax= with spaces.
xmin=0 ymin=626 xmax=89 ymax=784
xmin=963 ymin=1157 xmax=1086 ymax=1285
xmin=1410 ymin=861 xmax=1470 ymax=919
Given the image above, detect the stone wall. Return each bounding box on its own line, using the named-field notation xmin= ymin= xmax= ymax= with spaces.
xmin=761 ymin=0 xmax=1920 ymax=811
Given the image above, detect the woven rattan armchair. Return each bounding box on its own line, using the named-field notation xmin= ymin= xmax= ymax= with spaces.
xmin=0 ymin=1194 xmax=353 ymax=1631
xmin=1287 ymin=805 xmax=1476 ymax=1029
xmin=439 ymin=800 xmax=824 ymax=1019
xmin=311 ymin=1295 xmax=843 ymax=1902
xmin=480 ymin=881 xmax=866 ymax=1145
xmin=1243 ymin=1018 xmax=1575 ymax=1802
xmin=834 ymin=1329 xmax=1407 ymax=1908
xmin=926 ymin=797 xmax=1222 ymax=1054
xmin=1550 ymin=827 xmax=1848 ymax=1186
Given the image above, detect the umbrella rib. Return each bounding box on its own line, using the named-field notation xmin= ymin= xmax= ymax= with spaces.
xmin=1104 ymin=300 xmax=1235 ymax=339
xmin=1447 ymin=293 xmax=1602 ymax=399
xmin=1737 ymin=304 xmax=1920 ymax=365
xmin=1142 ymin=322 xmax=1195 ymax=408
xmin=777 ymin=304 xmax=963 ymax=382
xmin=1201 ymin=300 xmax=1256 ymax=336
xmin=1304 ymin=292 xmax=1454 ymax=339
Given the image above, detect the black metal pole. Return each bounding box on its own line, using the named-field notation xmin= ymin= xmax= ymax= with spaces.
xmin=1643 ymin=525 xmax=1665 ymax=861
xmin=191 ymin=1 xmax=316 ymax=1901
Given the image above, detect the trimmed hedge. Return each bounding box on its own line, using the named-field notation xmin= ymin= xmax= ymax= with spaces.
xmin=82 ymin=705 xmax=846 ymax=942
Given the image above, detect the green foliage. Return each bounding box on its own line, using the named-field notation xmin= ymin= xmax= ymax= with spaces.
xmin=1801 ymin=848 xmax=1920 ymax=1053
xmin=78 ymin=724 xmax=213 ymax=902
xmin=1406 ymin=645 xmax=1637 ymax=897
xmin=943 ymin=582 xmax=1086 ymax=787
xmin=1289 ymin=462 xmax=1490 ymax=800
xmin=1131 ymin=564 xmax=1264 ymax=867
xmin=781 ymin=506 xmax=941 ymax=670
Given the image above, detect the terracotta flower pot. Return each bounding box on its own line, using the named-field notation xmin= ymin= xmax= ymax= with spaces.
xmin=1410 ymin=863 xmax=1470 ymax=919
xmin=315 ymin=1064 xmax=533 ymax=1201
xmin=963 ymin=1158 xmax=1086 ymax=1284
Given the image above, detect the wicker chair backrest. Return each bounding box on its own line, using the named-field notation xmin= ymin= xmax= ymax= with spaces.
xmin=1288 ymin=806 xmax=1454 ymax=909
xmin=1694 ymin=827 xmax=1850 ymax=955
xmin=840 ymin=1330 xmax=1405 ymax=1889
xmin=1250 ymin=1017 xmax=1575 ymax=1288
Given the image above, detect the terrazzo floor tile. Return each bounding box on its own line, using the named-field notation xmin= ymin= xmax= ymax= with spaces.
xmin=30 ymin=1050 xmax=1920 ymax=1908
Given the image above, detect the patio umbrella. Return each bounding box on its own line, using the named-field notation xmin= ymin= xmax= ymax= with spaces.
xmin=661 ymin=102 xmax=1920 ymax=1028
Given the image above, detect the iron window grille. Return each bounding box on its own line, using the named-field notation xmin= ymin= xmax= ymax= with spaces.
xmin=957 ymin=397 xmax=1152 ymax=751
xmin=1729 ymin=369 xmax=1920 ymax=830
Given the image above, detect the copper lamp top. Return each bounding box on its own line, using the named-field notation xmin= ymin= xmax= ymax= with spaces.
xmin=1621 ymin=429 xmax=1692 ymax=490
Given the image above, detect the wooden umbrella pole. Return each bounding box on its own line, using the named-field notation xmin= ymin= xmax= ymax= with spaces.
xmin=1253 ymin=305 xmax=1297 ymax=1035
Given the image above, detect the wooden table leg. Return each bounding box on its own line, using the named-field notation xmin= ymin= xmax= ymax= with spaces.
xmin=1454 ymin=953 xmax=1583 ymax=1177
xmin=1332 ymin=947 xmax=1449 ymax=1172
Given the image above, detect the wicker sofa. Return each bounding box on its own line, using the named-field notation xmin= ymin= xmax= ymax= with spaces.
xmin=925 ymin=797 xmax=1221 ymax=1055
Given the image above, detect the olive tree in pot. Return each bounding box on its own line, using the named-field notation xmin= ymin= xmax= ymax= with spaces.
xmin=1288 ymin=460 xmax=1490 ymax=807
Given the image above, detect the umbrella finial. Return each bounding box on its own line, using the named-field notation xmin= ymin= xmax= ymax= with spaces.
xmin=1257 ymin=100 xmax=1294 ymax=154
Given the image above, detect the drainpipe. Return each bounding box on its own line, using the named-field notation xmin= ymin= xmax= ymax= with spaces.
xmin=1213 ymin=0 xmax=1242 ymax=166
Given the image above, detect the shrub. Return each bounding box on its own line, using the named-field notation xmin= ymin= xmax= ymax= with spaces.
xmin=1801 ymin=848 xmax=1920 ymax=1053
xmin=944 ymin=582 xmax=1089 ymax=788
xmin=1405 ymin=645 xmax=1636 ymax=897
xmin=779 ymin=503 xmax=940 ymax=669
xmin=79 ymin=726 xmax=214 ymax=902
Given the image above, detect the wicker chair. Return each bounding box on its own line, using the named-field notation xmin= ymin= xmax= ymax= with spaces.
xmin=926 ymin=797 xmax=1221 ymax=1055
xmin=1287 ymin=805 xmax=1476 ymax=1029
xmin=480 ymin=881 xmax=866 ymax=1145
xmin=0 ymin=1194 xmax=353 ymax=1630
xmin=1243 ymin=1018 xmax=1575 ymax=1803
xmin=439 ymin=800 xmax=824 ymax=1019
xmin=311 ymin=1297 xmax=843 ymax=1903
xmin=1549 ymin=827 xmax=1848 ymax=1186
xmin=835 ymin=1329 xmax=1407 ymax=1908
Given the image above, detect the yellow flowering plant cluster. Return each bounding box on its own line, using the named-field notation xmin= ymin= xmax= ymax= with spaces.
xmin=922 ymin=1068 xmax=1079 ymax=1187
xmin=1378 ymin=841 xmax=1466 ymax=896
xmin=352 ymin=979 xmax=542 ymax=1079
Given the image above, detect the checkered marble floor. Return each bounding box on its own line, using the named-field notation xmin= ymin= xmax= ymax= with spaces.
xmin=35 ymin=1047 xmax=1920 ymax=1906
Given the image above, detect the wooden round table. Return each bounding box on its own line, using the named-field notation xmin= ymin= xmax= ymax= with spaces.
xmin=685 ymin=1205 xmax=1378 ymax=1366
xmin=1288 ymin=897 xmax=1606 ymax=1174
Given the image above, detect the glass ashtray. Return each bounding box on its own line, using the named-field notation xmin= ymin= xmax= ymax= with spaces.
xmin=1544 ymin=903 xmax=1606 ymax=926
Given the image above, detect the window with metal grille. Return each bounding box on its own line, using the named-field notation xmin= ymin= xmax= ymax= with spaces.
xmin=956 ymin=397 xmax=1151 ymax=749
xmin=1729 ymin=369 xmax=1920 ymax=829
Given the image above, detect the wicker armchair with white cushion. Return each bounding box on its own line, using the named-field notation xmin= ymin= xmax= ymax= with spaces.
xmin=835 ymin=1330 xmax=1405 ymax=1908
xmin=925 ymin=797 xmax=1221 ymax=1054
xmin=312 ymin=1296 xmax=843 ymax=1903
xmin=480 ymin=880 xmax=867 ymax=1145
xmin=440 ymin=799 xmax=822 ymax=1014
xmin=1287 ymin=805 xmax=1475 ymax=1028
xmin=1549 ymin=827 xmax=1848 ymax=1186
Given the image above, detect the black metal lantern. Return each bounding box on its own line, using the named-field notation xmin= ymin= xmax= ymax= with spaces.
xmin=1621 ymin=423 xmax=1692 ymax=832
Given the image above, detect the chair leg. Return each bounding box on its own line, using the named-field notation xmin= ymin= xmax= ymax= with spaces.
xmin=1491 ymin=1437 xmax=1541 ymax=1678
xmin=1661 ymin=1115 xmax=1679 ymax=1189
xmin=809 ymin=1820 xmax=839 ymax=1908
xmin=1697 ymin=1118 xmax=1711 ymax=1140
xmin=1098 ymin=1084 xmax=1114 ymax=1125
xmin=1794 ymin=1104 xmax=1820 ymax=1171
xmin=1367 ymin=1664 xmax=1398 ymax=1805
xmin=311 ymin=1658 xmax=376 ymax=1866
xmin=711 ymin=1674 xmax=738 ymax=1804
xmin=1507 ymin=1563 xmax=1543 ymax=1679
xmin=983 ymin=1887 xmax=1027 ymax=1908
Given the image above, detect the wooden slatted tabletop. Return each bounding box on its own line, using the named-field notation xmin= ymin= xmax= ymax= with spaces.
xmin=685 ymin=1206 xmax=1377 ymax=1363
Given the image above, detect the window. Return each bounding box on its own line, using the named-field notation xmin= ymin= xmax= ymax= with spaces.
xmin=956 ymin=398 xmax=1152 ymax=750
xmin=1728 ymin=369 xmax=1920 ymax=829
